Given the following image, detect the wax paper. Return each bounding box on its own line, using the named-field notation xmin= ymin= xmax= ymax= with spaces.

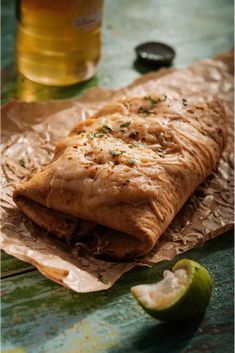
xmin=1 ymin=51 xmax=233 ymax=292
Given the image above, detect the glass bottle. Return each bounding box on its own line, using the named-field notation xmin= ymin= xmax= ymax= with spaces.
xmin=16 ymin=0 xmax=103 ymax=86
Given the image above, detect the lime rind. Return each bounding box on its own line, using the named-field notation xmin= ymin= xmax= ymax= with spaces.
xmin=131 ymin=269 xmax=188 ymax=310
xmin=131 ymin=259 xmax=213 ymax=321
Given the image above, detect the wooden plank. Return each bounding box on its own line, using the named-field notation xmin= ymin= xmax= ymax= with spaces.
xmin=1 ymin=251 xmax=34 ymax=278
xmin=1 ymin=0 xmax=234 ymax=276
xmin=1 ymin=232 xmax=234 ymax=353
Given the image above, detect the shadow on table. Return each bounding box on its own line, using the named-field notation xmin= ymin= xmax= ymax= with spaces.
xmin=108 ymin=318 xmax=202 ymax=353
xmin=133 ymin=58 xmax=172 ymax=75
xmin=16 ymin=73 xmax=99 ymax=101
xmin=1 ymin=68 xmax=99 ymax=103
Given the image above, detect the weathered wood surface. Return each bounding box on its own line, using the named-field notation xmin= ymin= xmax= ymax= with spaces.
xmin=1 ymin=0 xmax=234 ymax=352
xmin=2 ymin=233 xmax=234 ymax=353
xmin=1 ymin=251 xmax=34 ymax=278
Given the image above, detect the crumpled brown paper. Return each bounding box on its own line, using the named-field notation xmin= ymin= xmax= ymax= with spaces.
xmin=1 ymin=51 xmax=234 ymax=292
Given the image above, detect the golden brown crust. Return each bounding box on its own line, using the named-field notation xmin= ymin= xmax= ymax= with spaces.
xmin=13 ymin=94 xmax=227 ymax=260
xmin=14 ymin=196 xmax=78 ymax=241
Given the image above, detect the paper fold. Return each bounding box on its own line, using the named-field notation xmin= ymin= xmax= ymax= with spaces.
xmin=1 ymin=51 xmax=233 ymax=292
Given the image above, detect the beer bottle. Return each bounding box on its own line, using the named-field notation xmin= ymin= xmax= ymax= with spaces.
xmin=16 ymin=0 xmax=103 ymax=86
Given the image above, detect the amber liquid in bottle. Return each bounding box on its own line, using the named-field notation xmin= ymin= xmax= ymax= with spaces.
xmin=16 ymin=0 xmax=103 ymax=86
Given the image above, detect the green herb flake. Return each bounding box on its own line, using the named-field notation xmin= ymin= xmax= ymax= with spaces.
xmin=144 ymin=95 xmax=167 ymax=106
xmin=102 ymin=124 xmax=113 ymax=132
xmin=18 ymin=159 xmax=26 ymax=168
xmin=109 ymin=151 xmax=123 ymax=157
xmin=96 ymin=128 xmax=106 ymax=135
xmin=182 ymin=98 xmax=188 ymax=106
xmin=144 ymin=96 xmax=162 ymax=105
xmin=137 ymin=107 xmax=150 ymax=115
xmin=128 ymin=159 xmax=136 ymax=165
xmin=88 ymin=132 xmax=97 ymax=138
xmin=120 ymin=121 xmax=131 ymax=128
xmin=89 ymin=132 xmax=104 ymax=138
xmin=93 ymin=124 xmax=113 ymax=137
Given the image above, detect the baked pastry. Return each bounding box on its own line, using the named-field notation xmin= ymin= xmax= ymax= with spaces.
xmin=13 ymin=94 xmax=226 ymax=260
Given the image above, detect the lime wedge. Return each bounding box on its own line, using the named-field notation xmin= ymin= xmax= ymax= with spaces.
xmin=131 ymin=259 xmax=213 ymax=321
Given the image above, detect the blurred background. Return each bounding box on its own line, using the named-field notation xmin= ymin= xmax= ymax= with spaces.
xmin=1 ymin=0 xmax=234 ymax=103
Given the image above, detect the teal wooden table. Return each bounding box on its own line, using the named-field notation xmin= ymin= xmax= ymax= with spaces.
xmin=1 ymin=1 xmax=234 ymax=352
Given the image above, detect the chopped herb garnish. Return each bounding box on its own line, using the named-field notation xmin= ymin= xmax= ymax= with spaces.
xmin=182 ymin=98 xmax=188 ymax=106
xmin=102 ymin=124 xmax=113 ymax=132
xmin=96 ymin=127 xmax=107 ymax=135
xmin=137 ymin=107 xmax=150 ymax=115
xmin=18 ymin=159 xmax=26 ymax=168
xmin=128 ymin=159 xmax=136 ymax=165
xmin=109 ymin=151 xmax=123 ymax=157
xmin=88 ymin=125 xmax=113 ymax=138
xmin=120 ymin=121 xmax=131 ymax=128
xmin=144 ymin=95 xmax=167 ymax=104
xmin=88 ymin=132 xmax=98 ymax=138
xmin=144 ymin=96 xmax=162 ymax=105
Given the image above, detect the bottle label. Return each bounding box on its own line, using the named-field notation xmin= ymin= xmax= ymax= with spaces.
xmin=73 ymin=11 xmax=102 ymax=30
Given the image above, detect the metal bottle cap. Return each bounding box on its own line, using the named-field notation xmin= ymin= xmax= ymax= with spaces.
xmin=135 ymin=42 xmax=176 ymax=67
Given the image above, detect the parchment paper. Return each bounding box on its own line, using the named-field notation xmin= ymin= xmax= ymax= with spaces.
xmin=1 ymin=51 xmax=234 ymax=292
